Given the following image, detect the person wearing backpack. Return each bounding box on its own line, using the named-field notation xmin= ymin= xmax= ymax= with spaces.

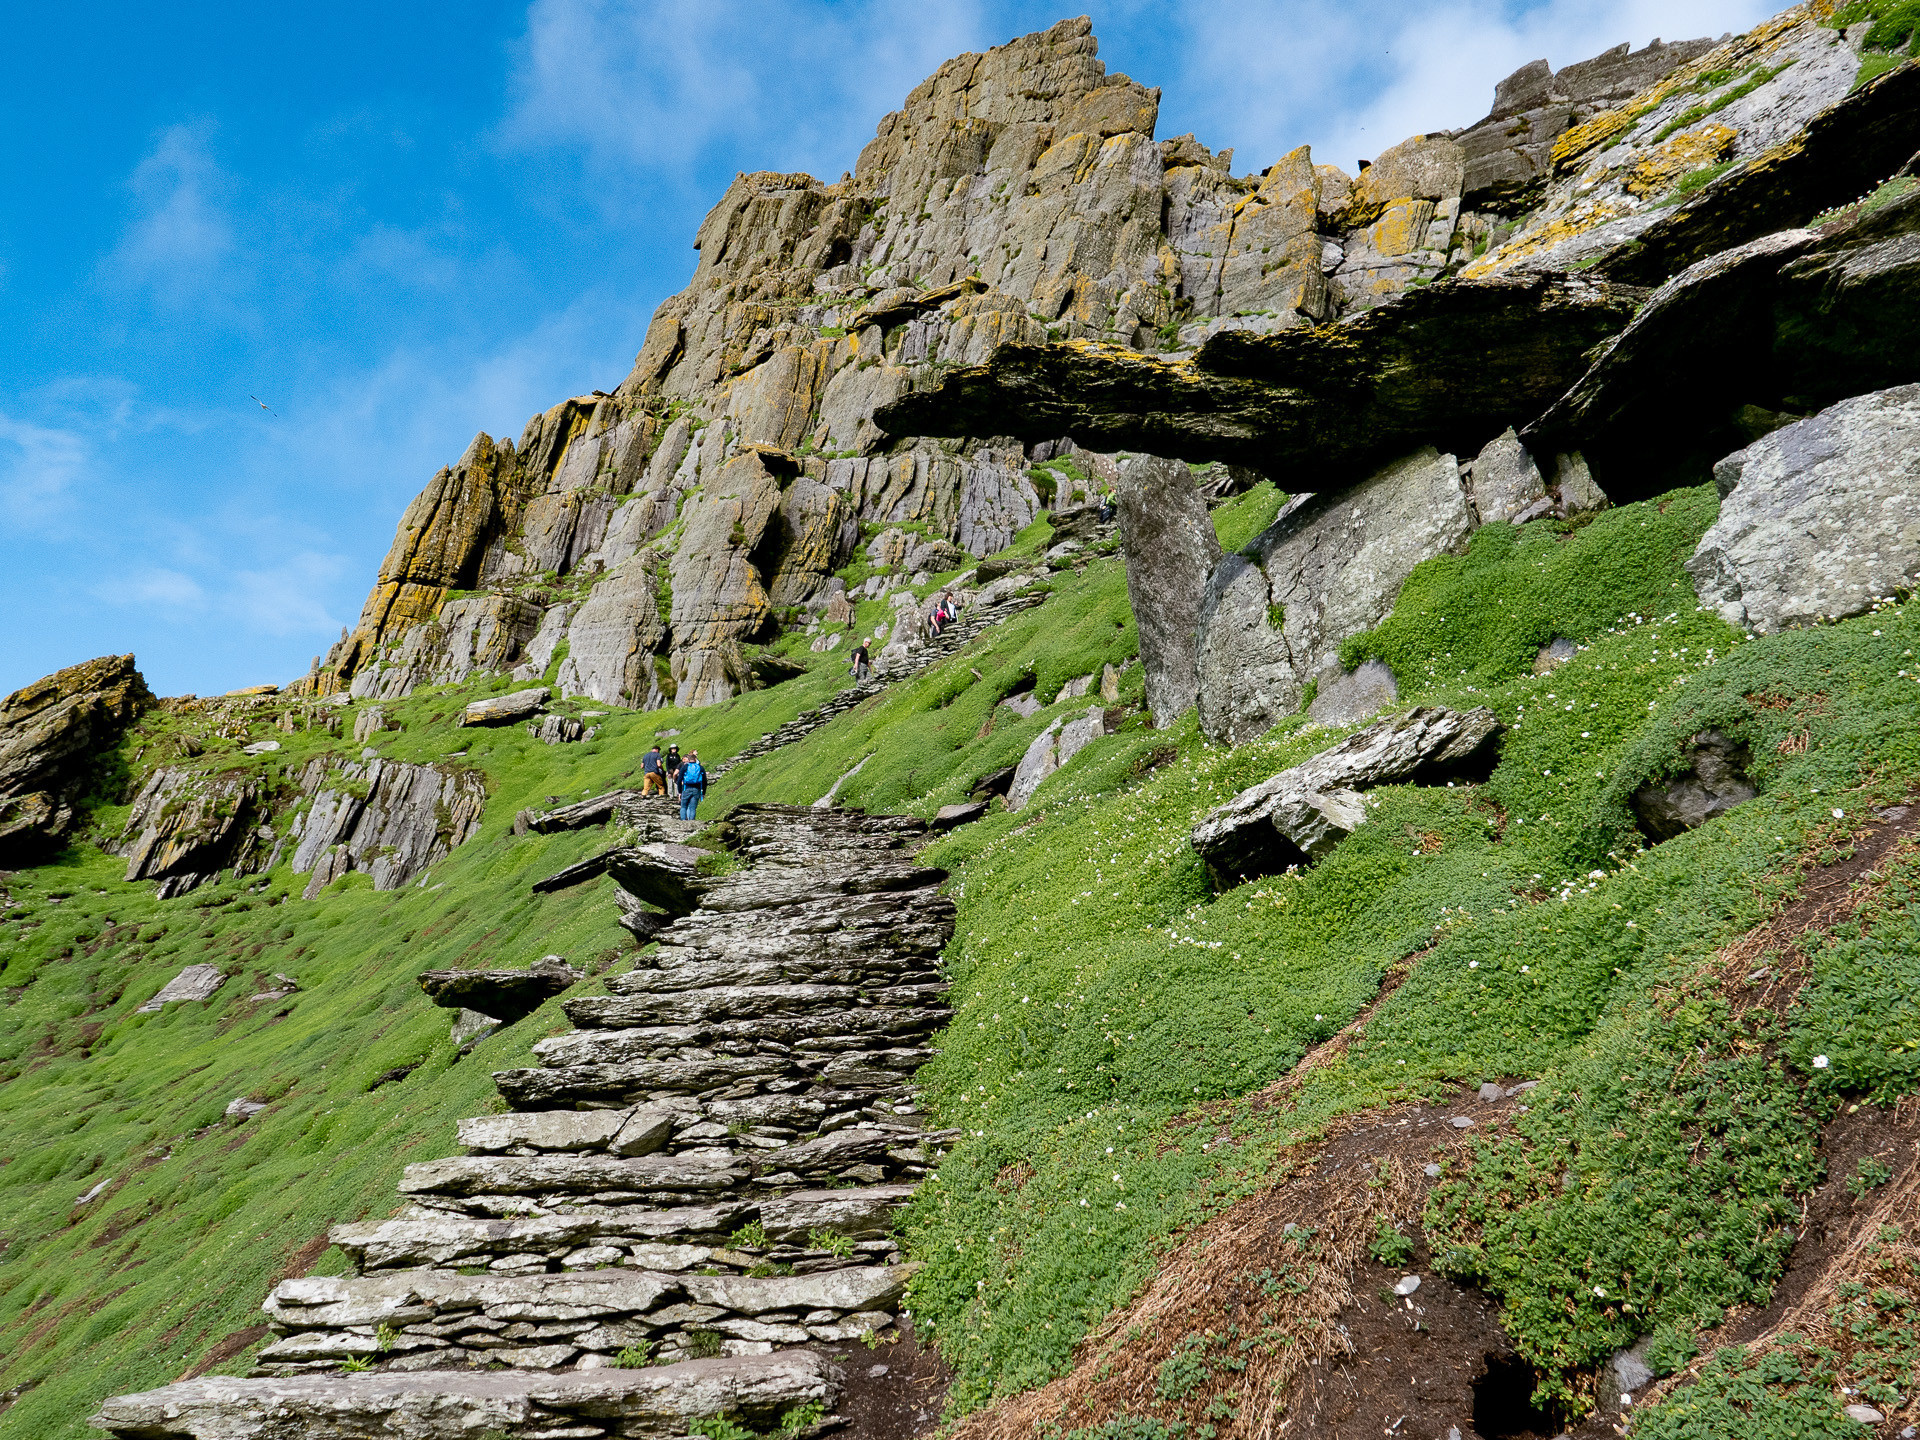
xmin=678 ymin=751 xmax=707 ymax=820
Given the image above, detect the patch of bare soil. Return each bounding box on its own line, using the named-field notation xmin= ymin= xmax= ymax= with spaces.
xmin=825 ymin=1321 xmax=954 ymax=1440
xmin=951 ymin=1088 xmax=1554 ymax=1440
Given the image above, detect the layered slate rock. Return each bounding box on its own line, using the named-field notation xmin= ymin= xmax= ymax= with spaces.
xmin=116 ymin=767 xmax=271 ymax=898
xmin=1115 ymin=455 xmax=1221 ymax=727
xmin=1195 ymin=447 xmax=1476 ymax=746
xmin=287 ymin=756 xmax=488 ymax=900
xmin=92 ymin=1352 xmax=841 ymax=1440
xmin=419 ymin=958 xmax=586 ymax=1026
xmin=875 ymin=275 xmax=1641 ymax=485
xmin=462 ymin=688 xmax=550 ymax=726
xmin=1686 ymin=385 xmax=1920 ymax=634
xmin=0 ymin=654 xmax=153 ymax=863
xmin=94 ymin=805 xmax=954 ymax=1438
xmin=1192 ymin=707 xmax=1504 ymax=883
xmin=1528 ymin=195 xmax=1920 ymax=498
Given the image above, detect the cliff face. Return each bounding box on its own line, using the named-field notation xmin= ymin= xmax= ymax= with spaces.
xmin=319 ymin=10 xmax=1860 ymax=714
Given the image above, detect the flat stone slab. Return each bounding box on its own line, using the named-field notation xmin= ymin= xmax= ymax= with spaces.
xmin=330 ymin=1204 xmax=752 ymax=1269
xmin=758 ymin=1185 xmax=918 ymax=1242
xmin=1191 ymin=705 xmax=1503 ymax=883
xmin=399 ymin=1153 xmax=746 ymax=1199
xmin=682 ymin=1262 xmax=915 ymax=1315
xmin=92 ymin=1350 xmax=840 ymax=1439
xmin=418 ymin=958 xmax=584 ymax=1023
xmin=460 ymin=687 xmax=548 ymax=727
xmin=567 ymin=984 xmax=863 ymax=1028
xmin=264 ymin=1267 xmax=683 ymax=1329
xmin=455 ymin=1104 xmax=674 ymax=1157
xmin=137 ymin=963 xmax=226 ymax=1012
xmin=494 ymin=1057 xmax=789 ymax=1108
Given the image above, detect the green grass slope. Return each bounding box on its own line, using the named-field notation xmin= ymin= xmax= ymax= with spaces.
xmin=4 ymin=481 xmax=1919 ymax=1437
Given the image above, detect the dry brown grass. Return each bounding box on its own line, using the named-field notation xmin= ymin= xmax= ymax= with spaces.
xmin=951 ymin=1109 xmax=1468 ymax=1440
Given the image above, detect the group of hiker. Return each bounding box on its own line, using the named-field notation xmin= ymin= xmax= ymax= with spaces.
xmin=639 ymin=741 xmax=707 ymax=820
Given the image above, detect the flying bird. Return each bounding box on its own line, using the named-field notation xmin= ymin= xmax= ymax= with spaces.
xmin=250 ymin=395 xmax=277 ymax=416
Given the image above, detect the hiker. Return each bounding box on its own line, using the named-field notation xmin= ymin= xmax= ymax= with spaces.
xmin=928 ymin=594 xmax=949 ymax=639
xmin=678 ymin=751 xmax=707 ymax=821
xmin=640 ymin=743 xmax=665 ymax=796
xmin=849 ymin=640 xmax=871 ymax=684
xmin=664 ymin=743 xmax=684 ymax=798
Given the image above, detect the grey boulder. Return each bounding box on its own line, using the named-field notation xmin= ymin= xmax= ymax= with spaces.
xmin=1688 ymin=385 xmax=1920 ymax=634
xmin=460 ymin=687 xmax=549 ymax=726
xmin=1191 ymin=706 xmax=1503 ymax=882
xmin=1115 ymin=455 xmax=1222 ymax=728
xmin=417 ymin=957 xmax=584 ymax=1024
xmin=1631 ymin=730 xmax=1756 ymax=842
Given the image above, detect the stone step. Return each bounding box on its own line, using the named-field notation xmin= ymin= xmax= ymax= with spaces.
xmin=400 ymin=1153 xmax=749 ymax=1202
xmin=565 ymin=985 xmax=864 ymax=1026
xmin=256 ymin=1263 xmax=915 ymax=1371
xmin=606 ymin=958 xmax=944 ymax=995
xmin=692 ymin=864 xmax=948 ymax=913
xmin=530 ymin=1010 xmax=947 ymax=1066
xmin=93 ymin=1349 xmax=842 ymax=1438
xmin=455 ymin=1106 xmax=679 ymax=1157
xmin=494 ymin=1057 xmax=797 ymax=1109
xmin=330 ymin=1186 xmax=916 ymax=1272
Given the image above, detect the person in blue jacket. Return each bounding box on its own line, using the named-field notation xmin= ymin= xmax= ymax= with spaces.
xmin=678 ymin=751 xmax=707 ymax=821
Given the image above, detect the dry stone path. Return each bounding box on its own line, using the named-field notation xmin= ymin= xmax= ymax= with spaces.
xmin=93 ymin=803 xmax=958 ymax=1439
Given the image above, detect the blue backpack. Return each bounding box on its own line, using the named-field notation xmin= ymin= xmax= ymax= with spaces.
xmin=682 ymin=760 xmax=706 ymax=787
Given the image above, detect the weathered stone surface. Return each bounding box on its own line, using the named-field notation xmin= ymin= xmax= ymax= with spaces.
xmin=329 ymin=1206 xmax=749 ymax=1270
xmin=1687 ymin=386 xmax=1920 ymax=634
xmin=681 ymin=1263 xmax=913 ymax=1317
xmin=95 ymin=1352 xmax=841 ymax=1438
xmin=398 ymin=1153 xmax=747 ymax=1200
xmin=461 ymin=688 xmax=549 ymax=727
xmin=1007 ymin=706 xmax=1106 ymax=811
xmin=758 ymin=1185 xmax=918 ymax=1241
xmin=137 ymin=964 xmax=227 ymax=1013
xmin=554 ymin=557 xmax=669 ymax=709
xmin=418 ymin=959 xmax=585 ymax=1024
xmin=605 ymin=843 xmax=717 ymax=916
xmin=1467 ymin=428 xmax=1547 ymax=524
xmin=1306 ymin=658 xmax=1400 ymax=728
xmin=1196 ymin=447 xmax=1475 ymax=745
xmin=1116 ymin=455 xmax=1221 ymax=727
xmin=289 ymin=757 xmax=487 ymax=899
xmin=1192 ymin=706 xmax=1504 ymax=882
xmin=518 ymin=790 xmax=640 ymax=835
xmin=0 ymin=654 xmax=153 ymax=862
xmin=1631 ymin=731 xmax=1758 ymax=841
xmin=877 ymin=276 xmax=1642 ymax=484
xmin=117 ymin=768 xmax=269 ymax=895
xmin=931 ymin=798 xmax=990 ymax=830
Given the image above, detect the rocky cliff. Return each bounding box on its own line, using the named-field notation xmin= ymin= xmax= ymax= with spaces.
xmin=314 ymin=9 xmax=1817 ymax=718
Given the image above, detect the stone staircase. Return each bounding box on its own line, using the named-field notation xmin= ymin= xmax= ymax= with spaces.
xmin=93 ymin=804 xmax=958 ymax=1439
xmin=717 ymin=590 xmax=1044 ymax=778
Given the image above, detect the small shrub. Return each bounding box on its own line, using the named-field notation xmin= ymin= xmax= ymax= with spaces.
xmin=1368 ymin=1218 xmax=1417 ymax=1268
xmin=1849 ymin=1155 xmax=1895 ymax=1198
xmin=728 ymin=1219 xmax=770 ymax=1249
xmin=809 ymin=1227 xmax=856 ymax=1258
xmin=686 ymin=1329 xmax=725 ymax=1359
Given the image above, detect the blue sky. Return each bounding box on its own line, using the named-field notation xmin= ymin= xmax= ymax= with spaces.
xmin=0 ymin=0 xmax=1775 ymax=698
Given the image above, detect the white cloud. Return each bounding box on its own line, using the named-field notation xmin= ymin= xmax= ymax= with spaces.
xmin=106 ymin=120 xmax=240 ymax=308
xmin=228 ymin=552 xmax=349 ymax=637
xmin=0 ymin=413 xmax=90 ymax=527
xmin=95 ymin=566 xmax=208 ymax=615
xmin=1157 ymin=0 xmax=1778 ymax=175
xmin=502 ymin=0 xmax=988 ymax=183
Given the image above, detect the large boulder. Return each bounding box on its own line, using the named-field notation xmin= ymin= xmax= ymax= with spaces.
xmin=1631 ymin=730 xmax=1757 ymax=842
xmin=1687 ymin=385 xmax=1920 ymax=634
xmin=0 ymin=654 xmax=153 ymax=862
xmin=1115 ymin=456 xmax=1222 ymax=727
xmin=460 ymin=687 xmax=548 ymax=726
xmin=1007 ymin=707 xmax=1107 ymax=812
xmin=1196 ymin=448 xmax=1474 ymax=746
xmin=117 ymin=768 xmax=270 ymax=897
xmin=1192 ymin=706 xmax=1503 ymax=884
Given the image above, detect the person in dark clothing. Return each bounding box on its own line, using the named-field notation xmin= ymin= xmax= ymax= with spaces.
xmin=849 ymin=641 xmax=871 ymax=683
xmin=664 ymin=744 xmax=684 ymax=797
xmin=678 ymin=751 xmax=707 ymax=821
xmin=640 ymin=744 xmax=665 ymax=796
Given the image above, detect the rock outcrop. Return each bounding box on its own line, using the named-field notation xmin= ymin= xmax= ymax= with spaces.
xmin=1686 ymin=384 xmax=1920 ymax=633
xmin=288 ymin=757 xmax=489 ymax=900
xmin=876 ymin=274 xmax=1643 ymax=485
xmin=96 ymin=806 xmax=953 ymax=1439
xmin=0 ymin=654 xmax=153 ymax=862
xmin=418 ymin=958 xmax=586 ymax=1025
xmin=1527 ymin=193 xmax=1920 ymax=495
xmin=1191 ymin=706 xmax=1504 ymax=883
xmin=117 ymin=768 xmax=271 ymax=898
xmin=1115 ymin=456 xmax=1221 ymax=727
xmin=1007 ymin=706 xmax=1107 ymax=811
xmin=1196 ymin=448 xmax=1475 ymax=746
xmin=1631 ymin=730 xmax=1758 ymax=841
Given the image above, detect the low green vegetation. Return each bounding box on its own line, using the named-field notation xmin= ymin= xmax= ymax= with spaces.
xmin=6 ymin=475 xmax=1920 ymax=1436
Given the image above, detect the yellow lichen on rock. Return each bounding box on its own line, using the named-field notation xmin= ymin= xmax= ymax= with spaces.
xmin=1551 ymin=109 xmax=1634 ymax=170
xmin=1623 ymin=123 xmax=1737 ymax=196
xmin=1460 ymin=197 xmax=1632 ymax=278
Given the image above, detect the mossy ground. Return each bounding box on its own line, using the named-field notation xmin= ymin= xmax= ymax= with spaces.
xmin=5 ymin=484 xmax=1920 ymax=1436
